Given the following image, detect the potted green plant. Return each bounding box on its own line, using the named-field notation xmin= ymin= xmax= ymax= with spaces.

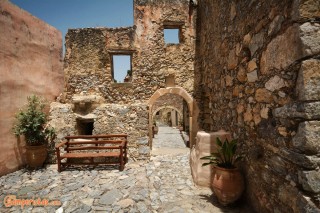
xmin=13 ymin=95 xmax=55 ymax=168
xmin=201 ymin=137 xmax=244 ymax=206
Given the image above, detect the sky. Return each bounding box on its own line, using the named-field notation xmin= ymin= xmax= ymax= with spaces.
xmin=10 ymin=0 xmax=134 ymax=82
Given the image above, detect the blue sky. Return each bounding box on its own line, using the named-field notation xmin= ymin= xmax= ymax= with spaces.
xmin=10 ymin=0 xmax=134 ymax=82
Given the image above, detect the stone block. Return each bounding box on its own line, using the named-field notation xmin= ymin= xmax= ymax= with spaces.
xmin=298 ymin=0 xmax=320 ymax=19
xmin=247 ymin=70 xmax=258 ymax=82
xmin=280 ymin=148 xmax=318 ymax=169
xmin=137 ymin=137 xmax=149 ymax=145
xmin=249 ymin=31 xmax=264 ymax=56
xmin=298 ymin=170 xmax=320 ymax=193
xmin=300 ymin=22 xmax=320 ymax=56
xmin=273 ymin=102 xmax=320 ymax=120
xmin=292 ymin=121 xmax=320 ymax=154
xmin=296 ymin=59 xmax=320 ymax=101
xmin=138 ymin=146 xmax=150 ymax=155
xmin=255 ymin=88 xmax=272 ymax=103
xmin=265 ymin=75 xmax=286 ymax=92
xmin=260 ymin=25 xmax=303 ymax=75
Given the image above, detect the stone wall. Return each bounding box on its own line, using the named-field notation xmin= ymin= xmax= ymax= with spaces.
xmin=195 ymin=0 xmax=320 ymax=212
xmin=0 ymin=0 xmax=63 ymax=176
xmin=50 ymin=0 xmax=197 ymax=160
xmin=62 ymin=0 xmax=196 ymax=104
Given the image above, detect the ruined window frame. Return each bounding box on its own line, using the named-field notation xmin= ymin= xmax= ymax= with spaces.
xmin=109 ymin=50 xmax=135 ymax=84
xmin=163 ymin=21 xmax=184 ymax=44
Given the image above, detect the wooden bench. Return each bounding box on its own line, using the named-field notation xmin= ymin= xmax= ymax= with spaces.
xmin=55 ymin=134 xmax=128 ymax=172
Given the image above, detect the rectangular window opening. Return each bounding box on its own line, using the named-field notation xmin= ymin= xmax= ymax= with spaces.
xmin=164 ymin=28 xmax=180 ymax=44
xmin=112 ymin=55 xmax=132 ymax=83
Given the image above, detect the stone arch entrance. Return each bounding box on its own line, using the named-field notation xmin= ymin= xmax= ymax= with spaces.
xmin=153 ymin=106 xmax=183 ymax=127
xmin=148 ymin=87 xmax=199 ymax=149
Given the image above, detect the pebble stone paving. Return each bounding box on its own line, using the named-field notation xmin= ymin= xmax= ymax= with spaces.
xmin=0 ymin=126 xmax=251 ymax=213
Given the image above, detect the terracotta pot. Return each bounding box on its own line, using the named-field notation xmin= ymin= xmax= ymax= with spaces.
xmin=211 ymin=166 xmax=244 ymax=205
xmin=25 ymin=144 xmax=47 ymax=168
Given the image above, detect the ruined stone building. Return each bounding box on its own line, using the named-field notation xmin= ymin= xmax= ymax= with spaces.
xmin=48 ymin=0 xmax=197 ymax=160
xmin=1 ymin=0 xmax=320 ymax=212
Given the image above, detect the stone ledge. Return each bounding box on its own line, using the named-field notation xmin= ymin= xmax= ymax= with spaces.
xmin=273 ymin=101 xmax=320 ymax=120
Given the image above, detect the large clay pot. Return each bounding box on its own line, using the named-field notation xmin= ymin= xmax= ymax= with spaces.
xmin=25 ymin=145 xmax=47 ymax=168
xmin=211 ymin=166 xmax=244 ymax=205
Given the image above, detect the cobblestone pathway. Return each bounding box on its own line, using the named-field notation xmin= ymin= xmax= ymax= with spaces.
xmin=153 ymin=126 xmax=186 ymax=149
xmin=0 ymin=126 xmax=250 ymax=212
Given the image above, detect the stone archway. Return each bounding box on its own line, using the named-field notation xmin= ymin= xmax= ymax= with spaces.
xmin=148 ymin=87 xmax=199 ymax=149
xmin=152 ymin=106 xmax=183 ymax=127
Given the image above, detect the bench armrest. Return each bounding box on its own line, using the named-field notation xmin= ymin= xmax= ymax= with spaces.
xmin=55 ymin=141 xmax=67 ymax=149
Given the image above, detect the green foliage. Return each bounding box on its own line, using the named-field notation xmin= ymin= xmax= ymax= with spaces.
xmin=13 ymin=95 xmax=55 ymax=146
xmin=200 ymin=137 xmax=242 ymax=169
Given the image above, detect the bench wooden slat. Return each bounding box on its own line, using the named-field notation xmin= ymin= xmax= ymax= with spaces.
xmin=67 ymin=140 xmax=124 ymax=145
xmin=65 ymin=134 xmax=127 ymax=139
xmin=61 ymin=152 xmax=120 ymax=158
xmin=66 ymin=146 xmax=121 ymax=151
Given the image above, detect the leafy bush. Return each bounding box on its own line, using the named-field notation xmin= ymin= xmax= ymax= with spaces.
xmin=13 ymin=95 xmax=55 ymax=146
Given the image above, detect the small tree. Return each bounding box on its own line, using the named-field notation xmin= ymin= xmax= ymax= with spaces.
xmin=13 ymin=95 xmax=55 ymax=146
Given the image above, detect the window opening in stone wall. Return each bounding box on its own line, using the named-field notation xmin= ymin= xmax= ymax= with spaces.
xmin=77 ymin=120 xmax=94 ymax=135
xmin=112 ymin=55 xmax=132 ymax=83
xmin=164 ymin=28 xmax=180 ymax=44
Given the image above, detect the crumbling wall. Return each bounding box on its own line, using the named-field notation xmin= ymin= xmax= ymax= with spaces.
xmin=51 ymin=0 xmax=197 ymax=160
xmin=62 ymin=0 xmax=196 ymax=104
xmin=195 ymin=0 xmax=320 ymax=212
xmin=0 ymin=0 xmax=63 ymax=176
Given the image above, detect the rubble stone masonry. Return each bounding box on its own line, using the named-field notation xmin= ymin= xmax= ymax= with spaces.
xmin=195 ymin=0 xmax=320 ymax=212
xmin=49 ymin=0 xmax=197 ymax=160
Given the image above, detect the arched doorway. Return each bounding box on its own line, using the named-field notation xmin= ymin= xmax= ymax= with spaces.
xmin=147 ymin=87 xmax=199 ymax=149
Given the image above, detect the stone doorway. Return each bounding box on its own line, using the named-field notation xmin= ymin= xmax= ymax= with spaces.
xmin=148 ymin=87 xmax=199 ymax=149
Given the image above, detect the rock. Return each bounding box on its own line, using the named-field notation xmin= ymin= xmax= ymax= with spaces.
xmin=280 ymin=148 xmax=318 ymax=169
xmin=300 ymin=22 xmax=320 ymax=55
xmin=249 ymin=32 xmax=264 ymax=55
xmin=244 ymin=107 xmax=253 ymax=122
xmin=247 ymin=59 xmax=257 ymax=72
xmin=230 ymin=1 xmax=236 ymax=20
xmin=247 ymin=70 xmax=258 ymax=82
xmin=56 ymin=207 xmax=63 ymax=213
xmin=237 ymin=65 xmax=247 ymax=82
xmin=227 ymin=48 xmax=238 ymax=70
xmin=298 ymin=170 xmax=320 ymax=193
xmin=81 ymin=198 xmax=94 ymax=206
xmin=265 ymin=75 xmax=286 ymax=92
xmin=116 ymin=199 xmax=135 ymax=208
xmin=296 ymin=59 xmax=320 ymax=101
xmin=273 ymin=102 xmax=320 ymax=120
xmin=137 ymin=202 xmax=148 ymax=213
xmin=243 ymin=33 xmax=251 ymax=45
xmin=278 ymin=127 xmax=288 ymax=137
xmin=260 ymin=107 xmax=269 ymax=119
xmin=268 ymin=15 xmax=284 ymax=36
xmin=260 ymin=25 xmax=302 ymax=75
xmin=299 ymin=0 xmax=320 ymax=19
xmin=292 ymin=121 xmax=320 ymax=154
xmin=255 ymin=88 xmax=272 ymax=103
xmin=99 ymin=189 xmax=123 ymax=205
xmin=225 ymin=75 xmax=233 ymax=87
xmin=139 ymin=146 xmax=150 ymax=155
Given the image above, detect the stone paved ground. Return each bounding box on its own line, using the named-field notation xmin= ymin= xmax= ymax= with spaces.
xmin=0 ymin=126 xmax=251 ymax=213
